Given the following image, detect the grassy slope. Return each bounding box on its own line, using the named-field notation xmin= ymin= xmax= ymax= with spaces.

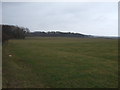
xmin=0 ymin=45 xmax=2 ymax=89
xmin=3 ymin=37 xmax=118 ymax=88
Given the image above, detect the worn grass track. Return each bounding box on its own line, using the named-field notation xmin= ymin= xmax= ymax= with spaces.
xmin=2 ymin=37 xmax=118 ymax=88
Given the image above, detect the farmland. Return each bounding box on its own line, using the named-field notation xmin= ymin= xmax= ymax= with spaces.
xmin=2 ymin=37 xmax=118 ymax=88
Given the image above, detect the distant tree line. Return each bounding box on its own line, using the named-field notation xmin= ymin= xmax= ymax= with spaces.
xmin=1 ymin=24 xmax=93 ymax=43
xmin=27 ymin=31 xmax=92 ymax=38
xmin=1 ymin=25 xmax=29 ymax=43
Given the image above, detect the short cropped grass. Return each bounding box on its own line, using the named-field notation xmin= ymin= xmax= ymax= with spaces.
xmin=2 ymin=37 xmax=118 ymax=88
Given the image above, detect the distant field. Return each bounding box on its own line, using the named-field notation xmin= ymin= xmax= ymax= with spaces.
xmin=3 ymin=37 xmax=118 ymax=88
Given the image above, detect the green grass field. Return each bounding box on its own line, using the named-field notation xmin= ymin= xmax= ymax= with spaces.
xmin=2 ymin=37 xmax=118 ymax=88
xmin=0 ymin=44 xmax=2 ymax=89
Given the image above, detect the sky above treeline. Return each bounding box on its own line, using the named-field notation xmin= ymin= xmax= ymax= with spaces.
xmin=2 ymin=2 xmax=118 ymax=36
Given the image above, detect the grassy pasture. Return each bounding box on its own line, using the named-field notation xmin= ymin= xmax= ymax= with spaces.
xmin=0 ymin=44 xmax=2 ymax=89
xmin=2 ymin=37 xmax=118 ymax=88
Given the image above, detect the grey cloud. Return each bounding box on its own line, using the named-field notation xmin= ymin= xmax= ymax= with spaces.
xmin=2 ymin=2 xmax=118 ymax=36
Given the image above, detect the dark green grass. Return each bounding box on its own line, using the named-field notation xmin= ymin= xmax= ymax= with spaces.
xmin=0 ymin=45 xmax=2 ymax=89
xmin=3 ymin=37 xmax=118 ymax=88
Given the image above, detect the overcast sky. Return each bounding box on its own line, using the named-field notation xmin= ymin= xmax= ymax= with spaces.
xmin=2 ymin=2 xmax=118 ymax=36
